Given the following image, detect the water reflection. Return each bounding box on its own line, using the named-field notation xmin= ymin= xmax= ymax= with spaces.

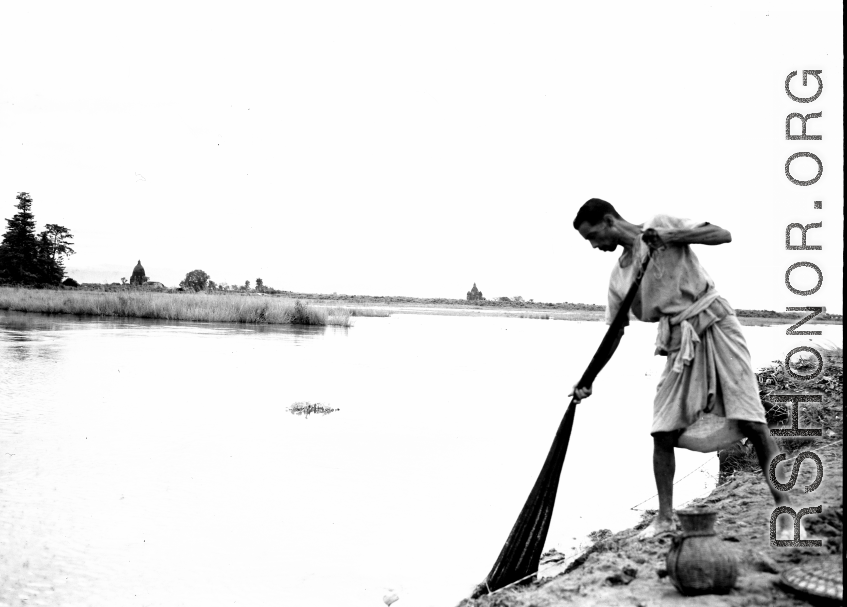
xmin=0 ymin=316 xmax=63 ymax=365
xmin=0 ymin=308 xmax=333 ymax=339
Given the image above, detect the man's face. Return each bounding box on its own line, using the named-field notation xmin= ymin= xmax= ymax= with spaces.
xmin=577 ymin=219 xmax=617 ymax=252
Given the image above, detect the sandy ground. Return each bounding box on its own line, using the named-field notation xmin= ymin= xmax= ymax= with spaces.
xmin=457 ymin=354 xmax=843 ymax=607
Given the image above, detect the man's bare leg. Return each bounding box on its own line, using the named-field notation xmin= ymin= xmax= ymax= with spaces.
xmin=638 ymin=431 xmax=677 ymax=539
xmin=737 ymin=420 xmax=795 ymax=539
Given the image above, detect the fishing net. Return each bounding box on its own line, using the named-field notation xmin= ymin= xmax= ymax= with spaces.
xmin=471 ymin=241 xmax=658 ymax=598
xmin=470 ymin=401 xmax=577 ymax=597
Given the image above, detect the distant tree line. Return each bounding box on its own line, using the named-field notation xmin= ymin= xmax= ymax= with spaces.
xmin=178 ymin=270 xmax=275 ymax=294
xmin=0 ymin=192 xmax=76 ymax=286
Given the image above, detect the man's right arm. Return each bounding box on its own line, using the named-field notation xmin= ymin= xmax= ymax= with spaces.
xmin=568 ymin=325 xmax=625 ymax=403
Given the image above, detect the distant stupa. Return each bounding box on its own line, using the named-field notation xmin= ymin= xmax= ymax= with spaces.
xmin=130 ymin=260 xmax=146 ymax=286
xmin=467 ymin=282 xmax=484 ymax=301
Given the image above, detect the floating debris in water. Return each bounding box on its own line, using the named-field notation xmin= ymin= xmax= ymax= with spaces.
xmin=288 ymin=402 xmax=339 ymax=417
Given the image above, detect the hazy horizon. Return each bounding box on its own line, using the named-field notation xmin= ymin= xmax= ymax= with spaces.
xmin=30 ymin=261 xmax=840 ymax=315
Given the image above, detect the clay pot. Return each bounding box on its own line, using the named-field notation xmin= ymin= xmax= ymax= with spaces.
xmin=666 ymin=506 xmax=738 ymax=595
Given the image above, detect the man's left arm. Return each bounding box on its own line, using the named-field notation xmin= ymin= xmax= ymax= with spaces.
xmin=647 ymin=223 xmax=732 ymax=247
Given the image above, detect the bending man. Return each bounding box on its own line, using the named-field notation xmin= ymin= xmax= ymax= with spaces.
xmin=569 ymin=198 xmax=791 ymax=539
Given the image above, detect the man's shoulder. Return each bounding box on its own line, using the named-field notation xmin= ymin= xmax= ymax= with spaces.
xmin=646 ymin=214 xmax=705 ymax=230
xmin=645 ymin=214 xmax=680 ymax=228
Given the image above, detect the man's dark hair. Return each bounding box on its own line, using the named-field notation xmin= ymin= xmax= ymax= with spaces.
xmin=572 ymin=198 xmax=622 ymax=230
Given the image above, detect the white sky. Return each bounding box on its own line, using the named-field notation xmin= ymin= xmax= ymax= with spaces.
xmin=1 ymin=1 xmax=843 ymax=312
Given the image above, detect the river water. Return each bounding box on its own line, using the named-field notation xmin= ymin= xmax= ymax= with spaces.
xmin=0 ymin=310 xmax=841 ymax=607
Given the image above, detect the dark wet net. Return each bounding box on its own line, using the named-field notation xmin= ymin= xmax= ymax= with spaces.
xmin=472 ymin=248 xmax=655 ymax=598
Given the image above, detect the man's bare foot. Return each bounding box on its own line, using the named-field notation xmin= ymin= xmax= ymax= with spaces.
xmin=637 ymin=518 xmax=675 ymax=539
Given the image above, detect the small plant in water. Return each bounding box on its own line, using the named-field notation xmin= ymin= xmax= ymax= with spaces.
xmin=288 ymin=401 xmax=339 ymax=417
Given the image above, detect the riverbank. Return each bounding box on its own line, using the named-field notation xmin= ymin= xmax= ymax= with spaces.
xmin=271 ymin=299 xmax=843 ymax=326
xmin=459 ymin=349 xmax=843 ymax=607
xmin=9 ymin=285 xmax=842 ymax=326
xmin=0 ymin=287 xmax=354 ymax=326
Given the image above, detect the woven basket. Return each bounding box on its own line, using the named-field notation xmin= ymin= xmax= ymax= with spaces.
xmin=780 ymin=559 xmax=842 ymax=604
xmin=666 ymin=506 xmax=738 ymax=595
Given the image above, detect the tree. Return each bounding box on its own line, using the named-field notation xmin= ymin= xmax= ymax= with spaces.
xmin=244 ymin=280 xmax=251 ymax=291
xmin=36 ymin=231 xmax=63 ymax=284
xmin=207 ymin=280 xmax=217 ymax=292
xmin=0 ymin=192 xmax=63 ymax=285
xmin=256 ymin=278 xmax=264 ymax=292
xmin=39 ymin=224 xmax=76 ymax=263
xmin=180 ymin=269 xmax=210 ymax=292
xmin=121 ymin=277 xmax=127 ymax=285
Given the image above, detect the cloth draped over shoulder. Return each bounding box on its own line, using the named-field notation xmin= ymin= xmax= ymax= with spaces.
xmin=606 ymin=215 xmax=767 ymax=452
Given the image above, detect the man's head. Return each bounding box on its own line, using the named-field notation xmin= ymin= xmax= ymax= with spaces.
xmin=573 ymin=198 xmax=623 ymax=252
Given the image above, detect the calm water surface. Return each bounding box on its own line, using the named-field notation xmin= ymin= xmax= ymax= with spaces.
xmin=1 ymin=310 xmax=841 ymax=607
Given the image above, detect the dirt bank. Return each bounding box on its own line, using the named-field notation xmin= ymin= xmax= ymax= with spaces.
xmin=459 ymin=352 xmax=842 ymax=607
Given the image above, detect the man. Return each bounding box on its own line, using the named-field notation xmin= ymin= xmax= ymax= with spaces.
xmin=569 ymin=197 xmax=791 ymax=539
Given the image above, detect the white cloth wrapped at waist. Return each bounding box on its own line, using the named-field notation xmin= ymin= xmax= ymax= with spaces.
xmin=654 ymin=289 xmax=721 ymax=373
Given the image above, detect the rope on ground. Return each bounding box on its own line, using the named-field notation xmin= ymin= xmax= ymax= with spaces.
xmin=629 ymin=455 xmax=717 ymax=511
xmin=628 ymin=438 xmax=844 ymax=512
xmin=481 ymin=545 xmax=586 ymax=598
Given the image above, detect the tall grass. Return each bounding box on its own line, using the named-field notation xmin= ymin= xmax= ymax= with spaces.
xmin=718 ymin=347 xmax=843 ymax=482
xmin=0 ymin=287 xmax=352 ymax=327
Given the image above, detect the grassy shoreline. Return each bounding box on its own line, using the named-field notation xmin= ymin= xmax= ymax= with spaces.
xmin=0 ymin=287 xmax=354 ymax=327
